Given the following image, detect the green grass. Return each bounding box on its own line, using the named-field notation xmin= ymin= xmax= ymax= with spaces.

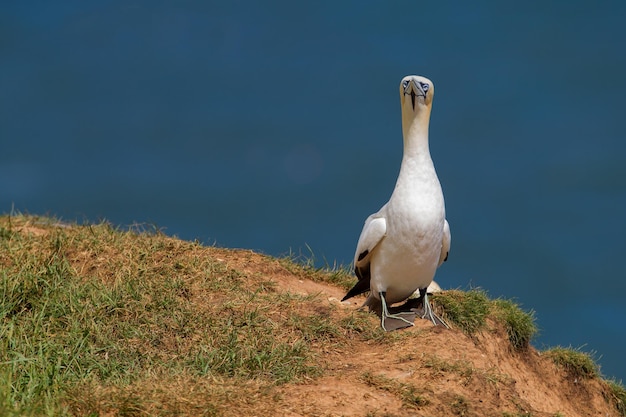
xmin=492 ymin=298 xmax=537 ymax=351
xmin=432 ymin=290 xmax=537 ymax=351
xmin=543 ymin=343 xmax=626 ymax=416
xmin=606 ymin=379 xmax=626 ymax=416
xmin=544 ymin=346 xmax=599 ymax=379
xmin=432 ymin=289 xmax=491 ymax=335
xmin=0 ymin=215 xmax=330 ymax=415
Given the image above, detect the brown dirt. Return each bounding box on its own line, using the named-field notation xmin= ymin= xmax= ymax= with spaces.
xmin=208 ymin=247 xmax=620 ymax=417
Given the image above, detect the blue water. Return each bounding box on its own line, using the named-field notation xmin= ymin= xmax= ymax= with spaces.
xmin=2 ymin=1 xmax=625 ymax=382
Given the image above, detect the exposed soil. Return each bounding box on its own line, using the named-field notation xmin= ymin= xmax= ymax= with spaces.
xmin=209 ymin=247 xmax=620 ymax=417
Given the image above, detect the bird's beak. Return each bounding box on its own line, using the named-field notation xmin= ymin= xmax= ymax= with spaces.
xmin=404 ymin=80 xmax=426 ymax=110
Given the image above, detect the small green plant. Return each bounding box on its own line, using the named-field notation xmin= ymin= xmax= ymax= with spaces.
xmin=544 ymin=346 xmax=599 ymax=379
xmin=606 ymin=379 xmax=626 ymax=416
xmin=492 ymin=299 xmax=537 ymax=350
xmin=432 ymin=289 xmax=491 ymax=335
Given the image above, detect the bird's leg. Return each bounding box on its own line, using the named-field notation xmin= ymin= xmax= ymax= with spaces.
xmin=379 ymin=291 xmax=415 ymax=331
xmin=418 ymin=287 xmax=449 ymax=328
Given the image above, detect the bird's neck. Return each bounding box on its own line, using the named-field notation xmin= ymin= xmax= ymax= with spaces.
xmin=401 ymin=108 xmax=431 ymax=160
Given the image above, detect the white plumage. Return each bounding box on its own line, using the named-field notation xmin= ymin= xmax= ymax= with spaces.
xmin=342 ymin=75 xmax=450 ymax=331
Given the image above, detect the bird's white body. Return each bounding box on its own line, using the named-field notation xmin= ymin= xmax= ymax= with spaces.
xmin=348 ymin=75 xmax=450 ymax=323
xmin=367 ymin=158 xmax=445 ymax=304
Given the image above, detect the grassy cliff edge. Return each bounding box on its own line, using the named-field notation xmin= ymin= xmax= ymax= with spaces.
xmin=0 ymin=215 xmax=624 ymax=416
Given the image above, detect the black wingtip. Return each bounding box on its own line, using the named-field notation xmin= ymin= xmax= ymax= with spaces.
xmin=341 ymin=285 xmax=363 ymax=302
xmin=341 ymin=278 xmax=370 ymax=302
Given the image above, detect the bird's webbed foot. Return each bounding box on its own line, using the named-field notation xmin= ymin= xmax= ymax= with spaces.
xmin=414 ymin=287 xmax=449 ymax=328
xmin=379 ymin=291 xmax=415 ymax=331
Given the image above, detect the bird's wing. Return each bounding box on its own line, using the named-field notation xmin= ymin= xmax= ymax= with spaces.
xmin=354 ymin=213 xmax=387 ymax=268
xmin=341 ymin=213 xmax=387 ymax=302
xmin=438 ymin=219 xmax=451 ymax=267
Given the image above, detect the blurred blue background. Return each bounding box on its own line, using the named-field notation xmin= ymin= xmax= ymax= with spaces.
xmin=2 ymin=1 xmax=625 ymax=381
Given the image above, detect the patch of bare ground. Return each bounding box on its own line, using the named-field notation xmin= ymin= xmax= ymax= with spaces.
xmin=209 ymin=249 xmax=619 ymax=417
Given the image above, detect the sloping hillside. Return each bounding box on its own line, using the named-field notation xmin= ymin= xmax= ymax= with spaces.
xmin=0 ymin=215 xmax=624 ymax=416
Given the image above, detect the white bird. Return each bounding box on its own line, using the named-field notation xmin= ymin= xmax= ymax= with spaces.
xmin=342 ymin=75 xmax=451 ymax=331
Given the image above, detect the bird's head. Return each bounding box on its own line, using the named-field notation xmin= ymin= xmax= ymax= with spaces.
xmin=399 ymin=75 xmax=434 ymax=141
xmin=399 ymin=75 xmax=434 ymax=112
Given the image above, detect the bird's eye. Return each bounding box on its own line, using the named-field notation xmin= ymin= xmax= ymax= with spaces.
xmin=402 ymin=80 xmax=409 ymax=89
xmin=420 ymin=82 xmax=430 ymax=92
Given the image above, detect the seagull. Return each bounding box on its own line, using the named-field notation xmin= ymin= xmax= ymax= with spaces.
xmin=342 ymin=75 xmax=451 ymax=331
